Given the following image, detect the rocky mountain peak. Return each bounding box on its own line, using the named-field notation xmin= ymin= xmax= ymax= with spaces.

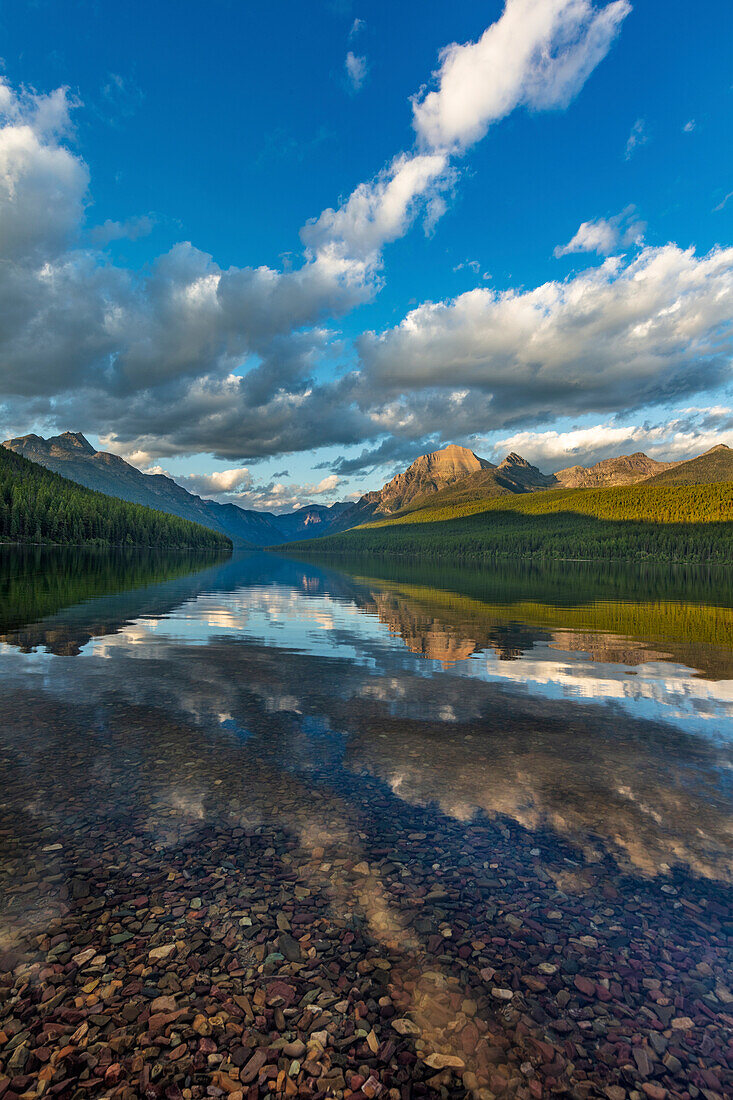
xmin=374 ymin=444 xmax=494 ymax=515
xmin=497 ymin=452 xmax=532 ymax=469
xmin=50 ymin=431 xmax=96 ymax=455
xmin=555 ymin=451 xmax=681 ymax=489
xmin=416 ymin=444 xmax=494 ymax=475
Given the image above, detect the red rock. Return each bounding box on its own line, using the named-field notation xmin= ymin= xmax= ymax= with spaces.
xmin=265 ymin=980 xmax=296 ymax=1007
xmin=241 ymin=1049 xmax=268 ymax=1084
xmin=104 ymin=1063 xmax=124 ymax=1085
xmin=574 ymin=975 xmax=596 ymax=997
xmin=641 ymin=1085 xmax=667 ymax=1100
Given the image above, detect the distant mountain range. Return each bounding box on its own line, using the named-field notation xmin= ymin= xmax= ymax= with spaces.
xmin=327 ymin=442 xmax=731 ymax=529
xmin=3 ymin=432 xmax=731 ymax=548
xmin=2 ymin=432 xmax=349 ymax=547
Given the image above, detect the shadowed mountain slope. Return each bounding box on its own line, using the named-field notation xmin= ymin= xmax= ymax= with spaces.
xmin=0 ymin=446 xmax=231 ymax=550
xmin=2 ymin=433 xmax=349 ymax=547
xmin=5 ymin=433 xmax=731 ymax=552
xmin=286 ymin=480 xmax=733 ymax=564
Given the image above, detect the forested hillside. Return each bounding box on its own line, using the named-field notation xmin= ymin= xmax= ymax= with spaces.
xmin=642 ymin=444 xmax=733 ymax=486
xmin=0 ymin=446 xmax=232 ymax=550
xmin=288 ymin=483 xmax=733 ymax=564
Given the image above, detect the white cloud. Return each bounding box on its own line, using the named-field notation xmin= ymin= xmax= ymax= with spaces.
xmin=493 ymin=424 xmax=650 ymax=465
xmin=0 ymin=4 xmax=650 ymax=467
xmin=359 ymin=244 xmax=733 ymax=430
xmin=0 ymin=78 xmax=87 ymax=261
xmin=683 ymin=119 xmax=695 ymax=133
xmin=412 ymin=0 xmax=630 ymax=153
xmin=315 ymin=473 xmax=341 ymax=493
xmin=493 ymin=416 xmax=733 ymax=470
xmin=349 ymin=18 xmax=365 ymax=41
xmin=89 ymin=214 xmax=154 ymax=245
xmin=138 ymin=462 xmax=343 ymax=510
xmin=302 ymin=151 xmax=450 ymax=263
xmin=554 ymin=206 xmax=644 ymax=256
xmin=308 ymin=0 xmax=629 ymax=267
xmin=625 ymin=117 xmax=646 ymax=159
xmin=225 ymin=473 xmax=344 ymax=512
xmin=345 ymin=52 xmax=368 ymax=93
xmin=166 ymin=467 xmax=253 ymax=498
xmin=453 ymin=259 xmax=481 ymax=273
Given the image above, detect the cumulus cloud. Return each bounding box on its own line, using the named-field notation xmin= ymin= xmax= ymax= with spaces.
xmin=141 ymin=464 xmax=342 ymax=510
xmin=554 ymin=205 xmax=644 ymax=256
xmin=224 ymin=474 xmax=344 ymax=513
xmin=167 ymin=467 xmax=253 ymax=498
xmin=345 ymin=52 xmax=368 ymax=93
xmin=302 ymin=151 xmax=450 ymax=264
xmin=412 ymin=0 xmax=630 ymax=153
xmin=306 ymin=0 xmax=628 ymax=266
xmin=6 ymin=2 xmax=703 ymax=474
xmin=0 ymin=78 xmax=87 ymax=261
xmin=315 ymin=473 xmax=341 ymax=493
xmin=358 ymin=244 xmax=733 ymax=431
xmin=492 ymin=413 xmax=733 ymax=470
xmin=0 ymin=68 xmax=372 ymax=410
xmin=321 ymin=434 xmax=440 ymax=476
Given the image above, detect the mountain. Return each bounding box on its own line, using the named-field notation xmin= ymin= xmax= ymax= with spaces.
xmin=305 ymin=440 xmax=732 ymax=539
xmin=0 ymin=445 xmax=231 ymax=550
xmin=641 ymin=444 xmax=733 ymax=486
xmin=376 ymin=443 xmax=495 ymax=513
xmin=285 ymin=438 xmax=733 ymax=564
xmin=2 ymin=433 xmax=349 ymax=548
xmin=328 ymin=444 xmax=497 ymax=531
xmin=331 ymin=447 xmax=556 ymax=530
xmin=287 ymin=479 xmax=733 ymax=565
xmin=5 ymin=432 xmax=731 ymax=552
xmin=4 ymin=431 xmax=252 ymax=542
xmin=494 ymin=452 xmax=558 ymax=491
xmin=555 ymin=451 xmax=680 ymax=488
xmin=269 ymin=501 xmax=352 ymax=541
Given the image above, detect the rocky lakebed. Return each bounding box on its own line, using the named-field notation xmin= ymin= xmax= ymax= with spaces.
xmin=0 ymin=551 xmax=730 ymax=1100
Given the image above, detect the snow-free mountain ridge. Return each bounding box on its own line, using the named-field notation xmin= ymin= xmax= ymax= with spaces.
xmin=3 ymin=434 xmax=730 ymax=547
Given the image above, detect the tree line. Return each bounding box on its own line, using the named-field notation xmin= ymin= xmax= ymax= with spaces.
xmin=291 ymin=483 xmax=733 ymax=564
xmin=0 ymin=446 xmax=232 ymax=550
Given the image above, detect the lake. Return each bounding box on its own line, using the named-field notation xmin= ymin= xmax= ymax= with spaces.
xmin=0 ymin=548 xmax=731 ymax=1100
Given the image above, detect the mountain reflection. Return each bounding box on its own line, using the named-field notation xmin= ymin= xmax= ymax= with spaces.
xmin=0 ymin=549 xmax=731 ymax=891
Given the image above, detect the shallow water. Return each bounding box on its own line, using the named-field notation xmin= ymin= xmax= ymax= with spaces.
xmin=0 ymin=548 xmax=731 ymax=1100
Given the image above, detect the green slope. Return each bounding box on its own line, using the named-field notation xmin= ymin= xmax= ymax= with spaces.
xmin=642 ymin=445 xmax=733 ymax=485
xmin=287 ymin=482 xmax=733 ymax=564
xmin=0 ymin=445 xmax=232 ymax=550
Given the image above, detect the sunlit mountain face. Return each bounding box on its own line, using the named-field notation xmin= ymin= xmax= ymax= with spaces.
xmin=0 ymin=549 xmax=730 ymax=1099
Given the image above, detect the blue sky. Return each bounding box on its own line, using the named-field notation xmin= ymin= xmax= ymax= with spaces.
xmin=0 ymin=0 xmax=731 ymax=510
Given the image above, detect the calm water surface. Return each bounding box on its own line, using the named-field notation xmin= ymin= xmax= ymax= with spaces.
xmin=0 ymin=549 xmax=730 ymax=1100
